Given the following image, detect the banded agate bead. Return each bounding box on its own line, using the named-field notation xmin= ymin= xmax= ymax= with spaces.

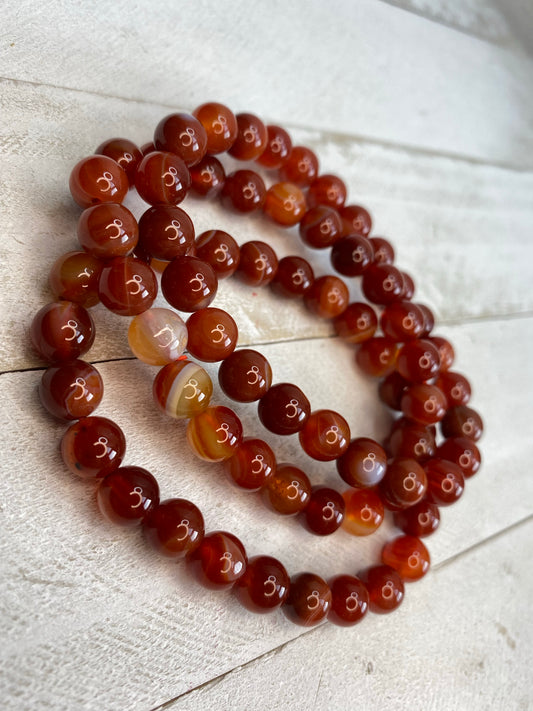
xmin=193 ymin=102 xmax=238 ymax=155
xmin=304 ymin=275 xmax=349 ymax=319
xmin=382 ymin=536 xmax=430 ymax=582
xmin=381 ymin=302 xmax=426 ymax=341
xmin=258 ymin=383 xmax=310 ymax=435
xmin=135 ymin=151 xmax=190 ymax=205
xmin=263 ymin=182 xmax=307 ymax=226
xmin=435 ymin=371 xmax=471 ymax=408
xmin=154 ymin=113 xmax=207 ymax=166
xmin=228 ymin=113 xmax=268 ymax=161
xmin=61 ymin=416 xmax=126 ymax=479
xmin=78 ymin=203 xmax=138 ymax=258
xmin=283 ymin=572 xmax=331 ymax=626
xmin=195 ymin=230 xmax=240 ymax=279
xmin=370 ymin=236 xmax=394 ymax=264
xmin=328 ymin=574 xmax=369 ymax=626
xmin=97 ymin=466 xmax=159 ymax=526
xmin=262 ymin=464 xmax=312 ymax=515
xmin=98 ymin=256 xmax=157 ymax=316
xmin=234 ymin=555 xmax=290 ymax=613
xmin=186 ymin=406 xmax=243 ymax=462
xmin=303 ymin=487 xmax=345 ymax=536
xmin=49 ymin=251 xmax=103 ymax=307
xmin=307 ymin=174 xmax=346 ymax=210
xmin=342 ymin=488 xmax=384 ymax=536
xmin=339 ymin=204 xmax=372 ymax=237
xmin=222 ymin=170 xmax=266 ymax=213
xmin=424 ymin=458 xmax=465 ymax=506
xmin=144 ymin=498 xmax=204 ymax=557
xmin=128 ymin=308 xmax=188 ymax=365
xmin=330 ymin=235 xmax=374 ymax=277
xmin=153 ymin=359 xmax=213 ymax=419
xmin=188 ymin=531 xmax=247 ymax=589
xmin=237 ymin=241 xmax=278 ymax=286
xmin=441 ymin=405 xmax=483 ymax=442
xmin=298 ymin=409 xmax=350 ymax=461
xmin=189 ymin=155 xmax=226 ymax=197
xmin=31 ymin=301 xmax=95 ymax=363
xmin=380 ymin=458 xmax=427 ymax=511
xmin=39 ymin=359 xmax=103 ymax=420
xmin=256 ymin=125 xmax=292 ymax=169
xmin=334 ymin=303 xmax=378 ymax=344
xmin=95 ymin=137 xmax=142 ymax=186
xmin=69 ymin=155 xmax=128 ymax=208
xmin=271 ymin=256 xmax=314 ymax=298
xmin=397 ymin=339 xmax=441 ymax=383
xmin=358 ymin=565 xmax=404 ymax=614
xmin=224 ymin=438 xmax=276 ymax=491
xmin=279 ymin=146 xmax=319 ymax=187
xmin=394 ymin=500 xmax=440 ymax=538
xmin=437 ymin=437 xmax=481 ymax=478
xmin=356 ymin=337 xmax=399 ymax=377
xmin=401 ymin=384 xmax=447 ymax=425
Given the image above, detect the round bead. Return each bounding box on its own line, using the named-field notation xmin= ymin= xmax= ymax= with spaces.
xmin=342 ymin=488 xmax=385 ymax=536
xmin=328 ymin=575 xmax=369 ymax=626
xmin=271 ymin=256 xmax=314 ymax=299
xmin=185 ymin=308 xmax=238 ymax=362
xmin=262 ymin=464 xmax=312 ymax=515
xmin=387 ymin=419 xmax=436 ymax=461
xmin=382 ymin=536 xmax=430 ymax=582
xmin=258 ymin=382 xmax=310 ymax=435
xmin=221 ymin=169 xmax=266 ymax=212
xmin=95 ymin=137 xmax=142 ymax=187
xmin=138 ymin=205 xmax=195 ymax=261
xmin=339 ymin=204 xmax=372 ymax=237
xmin=279 ymin=146 xmax=319 ymax=187
xmin=195 ymin=230 xmax=240 ymax=279
xmin=397 ymin=339 xmax=441 ymax=383
xmin=128 ymin=307 xmax=188 ymax=365
xmin=441 ymin=405 xmax=483 ymax=442
xmin=153 ymin=359 xmax=213 ymax=419
xmin=429 ymin=336 xmax=455 ymax=371
xmin=49 ymin=251 xmax=103 ymax=307
xmin=424 ymin=458 xmax=465 ymax=506
xmin=304 ymin=275 xmax=349 ymax=319
xmin=237 ymin=241 xmax=278 ymax=287
xmin=135 ymin=151 xmax=191 ymax=205
xmin=303 ymin=487 xmax=345 ymax=536
xmin=31 ymin=300 xmax=95 ymax=363
xmin=218 ymin=349 xmax=272 ymax=402
xmin=394 ymin=500 xmax=440 ymax=538
xmin=263 ymin=182 xmax=307 ymax=226
xmin=418 ymin=304 xmax=435 ymax=336
xmin=436 ymin=436 xmax=481 ymax=478
xmin=77 ymin=203 xmax=138 ymax=259
xmin=97 ymin=466 xmax=159 ymax=527
xmin=358 ymin=565 xmax=404 ymax=614
xmin=193 ymin=102 xmax=238 ymax=154
xmin=61 ymin=416 xmax=126 ymax=479
xmin=378 ymin=372 xmax=410 ymax=411
xmin=333 ymin=302 xmax=378 ymax=344
xmin=370 ymin=236 xmax=394 ymax=264
xmin=186 ymin=405 xmax=243 ymax=462
xmin=435 ymin=371 xmax=472 ymax=408
xmin=256 ymin=125 xmax=292 ymax=169
xmin=307 ymin=174 xmax=346 ymax=210
xmin=362 ymin=264 xmax=405 ymax=305
xmin=228 ymin=113 xmax=268 ymax=161
xmin=330 ymin=234 xmax=374 ymax=277
xmin=69 ymin=155 xmax=128 ymax=208
xmin=143 ymin=498 xmax=204 ymax=557
xmin=161 ymin=256 xmax=218 ymax=312
xmin=299 ymin=206 xmax=342 ymax=249
xmin=381 ymin=302 xmax=426 ymax=342
xmin=187 ymin=531 xmax=247 ymax=589
xmin=298 ymin=409 xmax=350 ymax=461
xmin=336 ymin=437 xmax=387 ymax=488
xmin=234 ymin=555 xmax=290 ymax=613
xmin=400 ymin=272 xmax=415 ymax=300
xmin=401 ymin=384 xmax=447 ymax=425
xmin=39 ymin=360 xmax=103 ymax=420
xmin=141 ymin=142 xmax=156 ymax=155
xmin=380 ymin=458 xmax=428 ymax=511
xmin=356 ymin=337 xmax=400 ymax=377
xmin=154 ymin=113 xmax=207 ymax=166
xmin=283 ymin=572 xmax=331 ymax=626
xmin=224 ymin=437 xmax=276 ymax=491
xmin=98 ymin=256 xmax=157 ymax=316
xmin=189 ymin=155 xmax=226 ymax=197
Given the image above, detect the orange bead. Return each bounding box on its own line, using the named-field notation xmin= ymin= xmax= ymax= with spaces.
xmin=221 ymin=170 xmax=266 ymax=212
xmin=339 ymin=204 xmax=372 ymax=236
xmin=49 ymin=251 xmax=103 ymax=307
xmin=237 ymin=241 xmax=278 ymax=287
xmin=193 ymin=102 xmax=238 ymax=154
xmin=256 ymin=125 xmax=292 ymax=169
xmin=328 ymin=574 xmax=369 ymax=626
xmin=298 ymin=409 xmax=350 ymax=461
xmin=95 ymin=137 xmax=142 ymax=187
xmin=228 ymin=113 xmax=268 ymax=161
xmin=143 ymin=498 xmax=204 ymax=558
xmin=128 ymin=308 xmax=188 ymax=365
xmin=39 ymin=360 xmax=103 ymax=421
xmin=333 ymin=303 xmax=378 ymax=343
xmin=31 ymin=300 xmax=95 ymax=363
xmin=299 ymin=206 xmax=342 ymax=249
xmin=382 ymin=535 xmax=430 ymax=581
xmin=78 ymin=203 xmax=139 ymax=259
xmin=153 ymin=359 xmax=213 ymax=419
xmin=195 ymin=230 xmax=240 ymax=279
xmin=263 ymin=182 xmax=307 ymax=226
xmin=135 ymin=151 xmax=190 ymax=206
xmin=397 ymin=339 xmax=441 ymax=383
xmin=69 ymin=155 xmax=128 ymax=208
xmin=424 ymin=458 xmax=465 ymax=506
xmin=187 ymin=531 xmax=247 ymax=589
xmin=356 ymin=337 xmax=400 ymax=377
xmin=304 ymin=275 xmax=349 ymax=319
xmin=262 ymin=464 xmax=311 ymax=515
xmin=189 ymin=155 xmax=226 ymax=197
xmin=342 ymin=488 xmax=384 ymax=536
xmin=224 ymin=438 xmax=276 ymax=491
xmin=234 ymin=555 xmax=290 ymax=613
xmin=279 ymin=146 xmax=319 ymax=187
xmin=97 ymin=466 xmax=159 ymax=527
xmin=186 ymin=406 xmax=243 ymax=462
xmin=435 ymin=371 xmax=472 ymax=408
xmin=307 ymin=174 xmax=347 ymax=210
xmin=401 ymin=384 xmax=447 ymax=425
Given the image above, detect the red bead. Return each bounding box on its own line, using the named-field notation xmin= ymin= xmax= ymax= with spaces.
xmin=95 ymin=138 xmax=142 ymax=187
xmin=397 ymin=339 xmax=441 ymax=383
xmin=401 ymin=384 xmax=447 ymax=425
xmin=161 ymin=256 xmax=218 ymax=312
xmin=333 ymin=302 xmax=378 ymax=343
xmin=187 ymin=406 xmax=243 ymax=462
xmin=307 ymin=174 xmax=347 ymax=210
xmin=234 ymin=555 xmax=290 ymax=613
xmin=98 ymin=256 xmax=157 ymax=316
xmin=39 ymin=360 xmax=103 ymax=421
xmin=262 ymin=464 xmax=312 ymax=515
xmin=336 ymin=437 xmax=387 ymax=488
xmin=221 ymin=170 xmax=266 ymax=212
xmin=339 ymin=204 xmax=372 ymax=237
xmin=186 ymin=308 xmax=238 ymax=362
xmin=31 ymin=301 xmax=95 ymax=363
xmin=77 ymin=202 xmax=138 ymax=258
xmin=187 ymin=530 xmax=247 ymax=589
xmin=237 ymin=241 xmax=278 ymax=287
xmin=228 ymin=113 xmax=268 ymax=160
xmin=342 ymin=488 xmax=385 ymax=536
xmin=271 ymin=256 xmax=314 ymax=298
xmin=189 ymin=155 xmax=226 ymax=197
xmin=418 ymin=304 xmax=435 ymax=336
xmin=49 ymin=251 xmax=103 ymax=307
xmin=378 ymin=372 xmax=410 ymax=411
xmin=256 ymin=125 xmax=292 ymax=169
xmin=362 ymin=264 xmax=404 ymax=305
xmin=387 ymin=419 xmax=436 ymax=461
xmin=382 ymin=535 xmax=430 ymax=582
xmin=69 ymin=155 xmax=128 ymax=208
xmin=428 ymin=335 xmax=455 ymax=371
xmin=356 ymin=337 xmax=400 ymax=377
xmin=435 ymin=371 xmax=471 ymax=408
xmin=283 ymin=572 xmax=331 ymax=626
xmin=141 ymin=142 xmax=156 ymax=155
xmin=144 ymin=498 xmax=204 ymax=557
xmin=224 ymin=438 xmax=276 ymax=491
xmin=263 ymin=182 xmax=307 ymax=226
xmin=303 ymin=487 xmax=345 ymax=536
xmin=97 ymin=466 xmax=159 ymax=527
xmin=437 ymin=436 xmax=481 ymax=478
xmin=298 ymin=409 xmax=350 ymax=461
xmin=358 ymin=565 xmax=404 ymax=614
xmin=218 ymin=349 xmax=272 ymax=402
xmin=279 ymin=146 xmax=319 ymax=187
xmin=193 ymin=102 xmax=238 ymax=154
xmin=135 ymin=151 xmax=190 ymax=205
xmin=195 ymin=230 xmax=240 ymax=279
xmin=380 ymin=458 xmax=428 ymax=510
xmin=424 ymin=458 xmax=465 ymax=506
xmin=299 ymin=206 xmax=342 ymax=249
xmin=370 ymin=237 xmax=394 ymax=264
xmin=381 ymin=302 xmax=426 ymax=341
xmin=394 ymin=499 xmax=440 ymax=537
xmin=304 ymin=275 xmax=349 ymax=319
xmin=258 ymin=382 xmax=310 ymax=435
xmin=400 ymin=272 xmax=415 ymax=300
xmin=138 ymin=205 xmax=195 ymax=261
xmin=330 ymin=235 xmax=374 ymax=276
xmin=61 ymin=416 xmax=126 ymax=479
xmin=328 ymin=574 xmax=369 ymax=626
xmin=154 ymin=113 xmax=207 ymax=166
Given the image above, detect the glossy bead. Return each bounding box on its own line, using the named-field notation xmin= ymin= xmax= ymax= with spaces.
xmin=378 ymin=371 xmax=410 ymax=411
xmin=330 ymin=234 xmax=374 ymax=276
xmin=186 ymin=307 xmax=238 ymax=362
xmin=193 ymin=102 xmax=238 ymax=154
xmin=303 ymin=487 xmax=345 ymax=536
xmin=61 ymin=416 xmax=126 ymax=479
xmin=228 ymin=113 xmax=268 ymax=160
xmin=95 ymin=137 xmax=142 ymax=186
xmin=258 ymin=382 xmax=310 ymax=435
xmin=397 ymin=339 xmax=441 ymax=383
xmin=218 ymin=349 xmax=272 ymax=402
xmin=328 ymin=574 xmax=369 ymax=626
xmin=141 ymin=142 xmax=156 ymax=155
xmin=387 ymin=419 xmax=436 ymax=461
xmin=234 ymin=555 xmax=290 ymax=613
xmin=382 ymin=535 xmax=430 ymax=582
xmin=49 ymin=251 xmax=103 ymax=307
xmin=98 ymin=256 xmax=157 ymax=316
xmin=336 ymin=437 xmax=387 ymax=488
xmin=362 ymin=264 xmax=404 ymax=305
xmin=271 ymin=256 xmax=314 ymax=298
xmin=69 ymin=155 xmax=128 ymax=208
xmin=77 ymin=203 xmax=138 ymax=258
xmin=189 ymin=155 xmax=226 ymax=197
xmin=154 ymin=113 xmax=207 ymax=166
xmin=435 ymin=371 xmax=471 ymax=408
xmin=304 ymin=275 xmax=349 ymax=319
xmin=236 ymin=241 xmax=278 ymax=287
xmin=39 ymin=360 xmax=103 ymax=420
xmin=153 ymin=359 xmax=213 ymax=419
xmin=221 ymin=169 xmax=266 ymax=212
xmin=144 ymin=498 xmax=204 ymax=558
xmin=308 ymin=174 xmax=346 ymax=210
xmin=256 ymin=125 xmax=292 ymax=169
xmin=381 ymin=302 xmax=426 ymax=342
xmin=187 ymin=405 xmax=243 ymax=462
xmin=299 ymin=206 xmax=342 ymax=249
xmin=429 ymin=335 xmax=455 ymax=371
xmin=333 ymin=303 xmax=377 ymax=344
xmin=161 ymin=256 xmax=218 ymax=312
xmin=279 ymin=146 xmax=319 ymax=187
xmin=128 ymin=308 xmax=188 ymax=365
xmin=283 ymin=572 xmax=331 ymax=626
xmin=401 ymin=384 xmax=447 ymax=425
xmin=358 ymin=565 xmax=404 ymax=614
xmin=195 ymin=230 xmax=240 ymax=279
xmin=262 ymin=464 xmax=312 ymax=515
xmin=135 ymin=151 xmax=190 ymax=205
xmin=31 ymin=301 xmax=95 ymax=362
xmin=424 ymin=458 xmax=465 ymax=506
xmin=400 ymin=272 xmax=415 ymax=300
xmin=224 ymin=438 xmax=276 ymax=491
xmin=97 ymin=466 xmax=159 ymax=527
xmin=394 ymin=500 xmax=440 ymax=538
xmin=342 ymin=488 xmax=384 ymax=536
xmin=187 ymin=531 xmax=247 ymax=589
xmin=298 ymin=409 xmax=350 ymax=461
xmin=437 ymin=436 xmax=481 ymax=478
xmin=370 ymin=236 xmax=394 ymax=264
xmin=380 ymin=458 xmax=427 ymax=511
xmin=138 ymin=205 xmax=195 ymax=261
xmin=356 ymin=337 xmax=399 ymax=377
xmin=418 ymin=304 xmax=435 ymax=336
xmin=339 ymin=204 xmax=372 ymax=237
xmin=263 ymin=182 xmax=307 ymax=226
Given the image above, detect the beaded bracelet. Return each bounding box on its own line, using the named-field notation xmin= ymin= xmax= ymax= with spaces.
xmin=30 ymin=102 xmax=483 ymax=627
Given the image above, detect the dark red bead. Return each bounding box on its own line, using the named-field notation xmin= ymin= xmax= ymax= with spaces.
xmin=39 ymin=360 xmax=103 ymax=421
xmin=358 ymin=565 xmax=404 ymax=614
xmin=435 ymin=371 xmax=472 ymax=408
xmin=397 ymin=339 xmax=441 ymax=383
xmin=299 ymin=206 xmax=342 ymax=249
xmin=221 ymin=169 xmax=266 ymax=212
xmin=428 ymin=336 xmax=455 ymax=371
xmin=279 ymin=146 xmax=319 ymax=187
xmin=258 ymin=382 xmax=310 ymax=435
xmin=304 ymin=275 xmax=349 ymax=319
xmin=135 ymin=151 xmax=191 ymax=205
xmin=234 ymin=555 xmax=290 ymax=613
xmin=418 ymin=304 xmax=435 ymax=337
xmin=356 ymin=337 xmax=400 ymax=377
xmin=400 ymin=272 xmax=415 ymax=300
xmin=328 ymin=574 xmax=369 ymax=626
xmin=424 ymin=458 xmax=465 ymax=506
xmin=154 ymin=113 xmax=207 ymax=166
xmin=256 ymin=125 xmax=292 ymax=169
xmin=187 ymin=531 xmax=247 ymax=589
xmin=303 ymin=487 xmax=345 ymax=536
xmin=236 ymin=241 xmax=278 ymax=287
xmin=161 ymin=256 xmax=218 ymax=312
xmin=262 ymin=464 xmax=312 ymax=515
xmin=186 ymin=307 xmax=238 ymax=362
xmin=98 ymin=256 xmax=157 ymax=316
xmin=387 ymin=419 xmax=436 ymax=461
xmin=381 ymin=302 xmax=426 ymax=342
xmin=195 ymin=230 xmax=240 ymax=279
xmin=283 ymin=572 xmax=331 ymax=626
xmin=224 ymin=437 xmax=276 ymax=491
xmin=382 ymin=535 xmax=430 ymax=581
xmin=95 ymin=138 xmax=142 ymax=187
xmin=69 ymin=155 xmax=128 ymax=209
xmin=307 ymin=174 xmax=347 ymax=210
xmin=218 ymin=349 xmax=272 ymax=403
xmin=394 ymin=499 xmax=440 ymax=538
xmin=97 ymin=466 xmax=159 ymax=527
xmin=77 ymin=202 xmax=139 ymax=259
xmin=336 ymin=437 xmax=388 ymax=488
xmin=380 ymin=458 xmax=427 ymax=511
xmin=271 ymin=256 xmax=314 ymax=298
xmin=339 ymin=204 xmax=372 ymax=237
xmin=61 ymin=416 xmax=126 ymax=479
xmin=31 ymin=301 xmax=95 ymax=363
xmin=370 ymin=237 xmax=394 ymax=264
xmin=138 ymin=205 xmax=195 ymax=261
xmin=189 ymin=155 xmax=226 ymax=197
xmin=333 ymin=303 xmax=378 ymax=343
xmin=228 ymin=113 xmax=268 ymax=161
xmin=48 ymin=251 xmax=103 ymax=308
xmin=362 ymin=264 xmax=404 ymax=305
xmin=436 ymin=436 xmax=481 ymax=478
xmin=330 ymin=235 xmax=374 ymax=277
xmin=144 ymin=498 xmax=204 ymax=557
xmin=378 ymin=372 xmax=410 ymax=411
xmin=401 ymin=384 xmax=447 ymax=425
